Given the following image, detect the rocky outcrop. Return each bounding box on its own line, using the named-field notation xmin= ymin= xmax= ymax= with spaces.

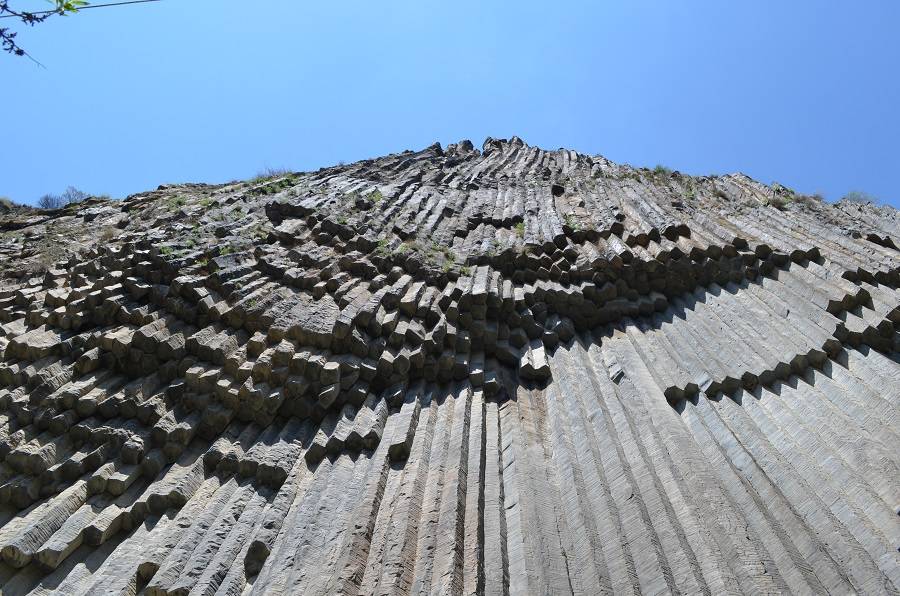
xmin=0 ymin=137 xmax=898 ymax=594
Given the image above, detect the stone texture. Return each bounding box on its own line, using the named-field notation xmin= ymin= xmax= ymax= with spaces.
xmin=0 ymin=137 xmax=898 ymax=594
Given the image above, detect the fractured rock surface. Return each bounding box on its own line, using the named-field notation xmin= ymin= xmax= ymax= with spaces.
xmin=0 ymin=136 xmax=899 ymax=594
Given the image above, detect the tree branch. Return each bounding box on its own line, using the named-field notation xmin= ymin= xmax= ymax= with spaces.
xmin=0 ymin=1 xmax=79 ymax=60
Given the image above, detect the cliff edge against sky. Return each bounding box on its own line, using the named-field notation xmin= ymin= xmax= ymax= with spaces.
xmin=0 ymin=138 xmax=898 ymax=595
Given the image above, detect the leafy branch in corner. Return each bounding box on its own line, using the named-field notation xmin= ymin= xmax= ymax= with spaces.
xmin=1 ymin=1 xmax=87 ymax=62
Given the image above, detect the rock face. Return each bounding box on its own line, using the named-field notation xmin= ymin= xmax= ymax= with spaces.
xmin=0 ymin=137 xmax=898 ymax=595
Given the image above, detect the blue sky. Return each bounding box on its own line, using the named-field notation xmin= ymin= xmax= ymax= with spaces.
xmin=2 ymin=0 xmax=898 ymax=207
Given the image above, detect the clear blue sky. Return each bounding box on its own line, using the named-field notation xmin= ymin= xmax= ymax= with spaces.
xmin=2 ymin=1 xmax=898 ymax=207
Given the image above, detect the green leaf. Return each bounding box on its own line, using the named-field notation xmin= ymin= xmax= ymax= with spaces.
xmin=50 ymin=0 xmax=89 ymax=14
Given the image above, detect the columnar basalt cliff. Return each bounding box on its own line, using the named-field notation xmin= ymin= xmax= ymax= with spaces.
xmin=0 ymin=137 xmax=898 ymax=595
